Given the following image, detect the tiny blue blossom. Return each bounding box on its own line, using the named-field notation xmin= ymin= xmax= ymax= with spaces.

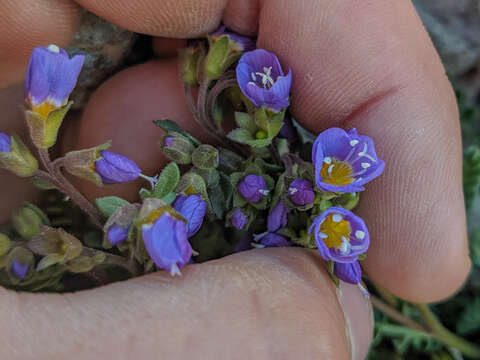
xmin=238 ymin=174 xmax=269 ymax=203
xmin=172 ymin=194 xmax=207 ymax=237
xmin=261 ymin=233 xmax=292 ymax=248
xmin=267 ymin=200 xmax=290 ymax=232
xmin=312 ymin=128 xmax=385 ymax=193
xmin=231 ymin=208 xmax=248 ymax=230
xmin=211 ymin=25 xmax=255 ymax=52
xmin=0 ymin=133 xmax=11 ymax=153
xmin=288 ymin=178 xmax=315 ymax=206
xmin=142 ymin=213 xmax=192 ymax=276
xmin=107 ymin=224 xmax=129 ymax=246
xmin=309 ymin=207 xmax=369 ymax=263
xmin=25 ymin=45 xmax=84 ymax=117
xmin=11 ymin=260 xmax=29 ymax=279
xmin=95 ymin=150 xmax=141 ymax=184
xmin=236 ymin=49 xmax=292 ymax=112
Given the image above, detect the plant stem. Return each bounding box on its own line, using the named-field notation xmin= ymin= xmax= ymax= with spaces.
xmin=371 ymin=296 xmax=427 ymax=332
xmin=38 ymin=148 xmax=103 ymax=229
xmin=415 ymin=303 xmax=480 ymax=358
xmin=82 ymin=247 xmax=140 ymax=276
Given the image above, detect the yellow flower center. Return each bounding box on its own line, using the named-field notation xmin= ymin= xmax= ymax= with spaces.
xmin=320 ymin=157 xmax=354 ymax=186
xmin=319 ymin=213 xmax=351 ymax=249
xmin=32 ymin=101 xmax=57 ymax=120
xmin=138 ymin=206 xmax=185 ymax=226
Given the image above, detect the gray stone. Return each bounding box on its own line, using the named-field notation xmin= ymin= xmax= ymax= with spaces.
xmin=67 ymin=10 xmax=138 ymax=109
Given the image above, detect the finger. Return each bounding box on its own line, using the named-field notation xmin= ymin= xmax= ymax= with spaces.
xmin=256 ymin=0 xmax=469 ymax=301
xmin=0 ymin=248 xmax=373 ymax=359
xmin=64 ymin=59 xmax=212 ymax=202
xmin=0 ymin=0 xmax=79 ymax=88
xmin=0 ymin=84 xmax=42 ymax=223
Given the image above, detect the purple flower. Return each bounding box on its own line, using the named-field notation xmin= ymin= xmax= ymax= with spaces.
xmin=334 ymin=261 xmax=362 ymax=284
xmin=236 ymin=49 xmax=292 ymax=112
xmin=261 ymin=233 xmax=292 ymax=248
xmin=11 ymin=260 xmax=29 ymax=279
xmin=95 ymin=150 xmax=141 ymax=184
xmin=107 ymin=224 xmax=129 ymax=246
xmin=0 ymin=133 xmax=11 ymax=153
xmin=288 ymin=178 xmax=315 ymax=206
xmin=172 ymin=194 xmax=207 ymax=237
xmin=231 ymin=208 xmax=248 ymax=230
xmin=142 ymin=213 xmax=192 ymax=276
xmin=212 ymin=25 xmax=256 ymax=52
xmin=25 ymin=45 xmax=84 ymax=118
xmin=312 ymin=128 xmax=385 ymax=193
xmin=309 ymin=207 xmax=369 ymax=263
xmin=164 ymin=137 xmax=174 ymax=147
xmin=238 ymin=174 xmax=269 ymax=202
xmin=278 ymin=118 xmax=296 ymax=142
xmin=267 ymin=201 xmax=290 ymax=232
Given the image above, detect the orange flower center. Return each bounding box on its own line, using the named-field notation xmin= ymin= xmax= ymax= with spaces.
xmin=31 ymin=101 xmax=57 ymax=120
xmin=320 ymin=157 xmax=354 ymax=186
xmin=318 ymin=213 xmax=351 ymax=249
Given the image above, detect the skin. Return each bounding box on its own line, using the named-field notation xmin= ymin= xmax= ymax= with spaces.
xmin=0 ymin=0 xmax=471 ymax=359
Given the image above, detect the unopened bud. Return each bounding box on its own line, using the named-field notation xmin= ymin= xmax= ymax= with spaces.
xmin=12 ymin=205 xmax=46 ymax=239
xmin=0 ymin=134 xmax=38 ymax=177
xmin=192 ymin=144 xmax=219 ymax=170
xmin=160 ymin=133 xmax=195 ymax=164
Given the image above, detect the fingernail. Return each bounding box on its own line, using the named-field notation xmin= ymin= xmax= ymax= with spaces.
xmin=336 ymin=282 xmax=374 ymax=360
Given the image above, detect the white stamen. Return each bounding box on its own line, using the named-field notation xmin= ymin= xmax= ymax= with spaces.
xmin=252 ymin=242 xmax=266 ymax=249
xmin=332 ymin=214 xmax=342 ymax=223
xmin=251 ymin=72 xmax=257 ymax=81
xmin=259 ymin=189 xmax=270 ymax=196
xmin=253 ymin=231 xmax=268 ymax=241
xmin=170 ymin=263 xmax=182 ymax=276
xmin=350 ymin=140 xmax=359 ymax=147
xmin=288 ymin=187 xmax=298 ymax=195
xmin=338 ymin=239 xmax=351 ymax=255
xmin=139 ymin=173 xmax=159 ymax=190
xmin=192 ymin=249 xmax=200 ymax=256
xmin=248 ymin=81 xmax=256 ymax=86
xmin=361 ymin=162 xmax=371 ymax=169
xmin=323 ymin=157 xmax=332 ymax=164
xmin=358 ymin=143 xmax=376 ymax=162
xmin=355 ymin=230 xmax=365 ymax=239
xmin=254 ymin=66 xmax=275 ymax=88
xmin=328 ymin=164 xmax=334 ymax=175
xmin=319 ymin=232 xmax=328 ymax=239
xmin=355 ymin=177 xmax=363 ymax=182
xmin=358 ymin=283 xmax=370 ymax=298
xmin=47 ymin=44 xmax=60 ymax=53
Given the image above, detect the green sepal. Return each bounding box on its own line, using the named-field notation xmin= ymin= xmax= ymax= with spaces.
xmin=178 ymin=44 xmax=205 ymax=86
xmin=64 ymin=141 xmax=111 ymax=186
xmin=95 ymin=196 xmax=130 ymax=218
xmin=234 ymin=112 xmax=257 ymax=133
xmin=192 ymin=144 xmax=219 ymax=170
xmin=204 ymin=35 xmax=244 ymax=80
xmin=151 ymin=162 xmax=180 ymax=199
xmin=358 ymin=253 xmax=367 ymax=261
xmin=0 ymin=233 xmax=11 ymax=257
xmin=65 ymin=252 xmax=106 ymax=273
xmin=0 ymin=134 xmax=38 ymax=177
xmin=28 ymin=226 xmax=83 ymax=263
xmin=6 ymin=247 xmax=35 ymax=284
xmin=332 ymin=192 xmax=360 ymax=211
xmin=153 ymin=119 xmax=201 ymax=146
xmin=12 ymin=203 xmax=48 ymax=240
xmin=25 ymin=101 xmax=73 ymax=149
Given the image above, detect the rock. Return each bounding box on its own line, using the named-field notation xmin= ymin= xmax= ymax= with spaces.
xmin=67 ymin=10 xmax=138 ymax=109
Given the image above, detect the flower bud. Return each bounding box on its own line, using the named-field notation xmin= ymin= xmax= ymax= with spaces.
xmin=103 ymin=203 xmax=140 ymax=248
xmin=107 ymin=224 xmax=129 ymax=246
xmin=172 ymin=194 xmax=207 ymax=237
xmin=24 ymin=45 xmax=84 ymax=148
xmin=267 ymin=200 xmax=290 ymax=232
xmin=12 ymin=205 xmax=46 ymax=239
xmin=230 ymin=208 xmax=248 ymax=230
xmin=6 ymin=247 xmax=34 ymax=281
xmin=288 ymin=178 xmax=315 ymax=206
xmin=95 ymin=150 xmax=141 ymax=184
xmin=160 ymin=133 xmax=195 ymax=164
xmin=0 ymin=233 xmax=11 ymax=257
xmin=64 ymin=141 xmax=111 ymax=186
xmin=28 ymin=226 xmax=83 ymax=263
xmin=333 ymin=261 xmax=362 ymax=284
xmin=238 ymin=174 xmax=269 ymax=203
xmin=192 ymin=144 xmax=219 ymax=170
xmin=179 ymin=45 xmax=204 ymax=86
xmin=0 ymin=133 xmax=38 ymax=177
xmin=260 ymin=233 xmax=292 ymax=248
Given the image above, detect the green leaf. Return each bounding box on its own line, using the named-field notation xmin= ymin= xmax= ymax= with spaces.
xmin=95 ymin=196 xmax=130 ymax=218
xmin=161 ymin=192 xmax=177 ymax=204
xmin=234 ymin=112 xmax=256 ymax=133
xmin=151 ymin=162 xmax=180 ymax=199
xmin=139 ymin=188 xmax=151 ymax=200
xmin=227 ymin=128 xmax=254 ymax=144
xmin=153 ymin=119 xmax=201 ymax=146
xmin=456 ymin=297 xmax=480 ymax=336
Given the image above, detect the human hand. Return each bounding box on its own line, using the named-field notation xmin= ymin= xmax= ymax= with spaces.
xmin=0 ymin=0 xmax=470 ymax=359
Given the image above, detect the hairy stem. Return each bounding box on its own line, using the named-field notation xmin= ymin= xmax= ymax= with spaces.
xmin=371 ymin=295 xmax=427 ymax=332
xmin=415 ymin=303 xmax=480 ymax=358
xmin=38 ymin=148 xmax=103 ymax=229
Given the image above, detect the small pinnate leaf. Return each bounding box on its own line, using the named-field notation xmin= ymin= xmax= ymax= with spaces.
xmin=96 ymin=196 xmax=130 ymax=218
xmin=151 ymin=162 xmax=180 ymax=199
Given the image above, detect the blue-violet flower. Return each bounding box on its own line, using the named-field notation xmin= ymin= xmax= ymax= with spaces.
xmin=288 ymin=178 xmax=315 ymax=206
xmin=309 ymin=207 xmax=369 ymax=263
xmin=25 ymin=45 xmax=84 ymax=120
xmin=107 ymin=224 xmax=129 ymax=246
xmin=261 ymin=233 xmax=292 ymax=248
xmin=95 ymin=150 xmax=141 ymax=184
xmin=231 ymin=208 xmax=248 ymax=230
xmin=236 ymin=49 xmax=292 ymax=112
xmin=267 ymin=200 xmax=290 ymax=232
xmin=172 ymin=194 xmax=207 ymax=237
xmin=0 ymin=133 xmax=11 ymax=153
xmin=11 ymin=260 xmax=29 ymax=279
xmin=142 ymin=213 xmax=192 ymax=276
xmin=312 ymin=128 xmax=385 ymax=193
xmin=238 ymin=174 xmax=269 ymax=202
